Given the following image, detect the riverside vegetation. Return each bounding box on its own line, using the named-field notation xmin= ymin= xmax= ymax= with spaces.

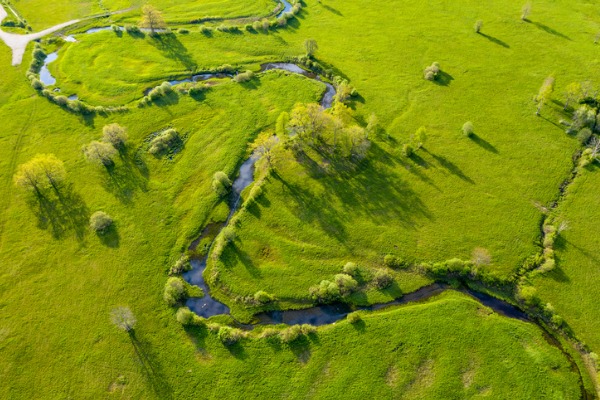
xmin=1 ymin=0 xmax=600 ymax=398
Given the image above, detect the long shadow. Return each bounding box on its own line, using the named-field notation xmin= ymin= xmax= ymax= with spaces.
xmin=322 ymin=4 xmax=343 ymax=16
xmin=149 ymin=33 xmax=197 ymax=70
xmin=479 ymin=32 xmax=510 ymax=48
xmin=129 ymin=331 xmax=174 ymax=399
xmin=469 ymin=134 xmax=499 ymax=153
xmin=274 ymin=143 xmax=433 ymax=234
xmin=433 ymin=71 xmax=454 ymax=86
xmin=102 ymin=154 xmax=149 ymax=205
xmin=422 ymin=149 xmax=475 ymax=184
xmin=222 ymin=243 xmax=263 ymax=278
xmin=531 ymin=21 xmax=572 ymax=41
xmin=28 ymin=184 xmax=90 ymax=240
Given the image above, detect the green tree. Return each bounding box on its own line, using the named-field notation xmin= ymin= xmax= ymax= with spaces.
xmin=83 ymin=141 xmax=117 ymax=166
xmin=521 ymin=2 xmax=531 ymax=21
xmin=275 ymin=112 xmax=289 ymax=136
xmin=474 ymin=20 xmax=483 ymax=33
xmin=140 ymin=4 xmax=167 ymax=34
xmin=89 ymin=211 xmax=113 ymax=233
xmin=413 ymin=126 xmax=427 ymax=150
xmin=252 ymin=132 xmax=280 ymax=168
xmin=303 ymin=38 xmax=318 ymax=57
xmin=535 ymin=76 xmax=555 ymax=116
xmin=564 ymin=82 xmax=582 ymax=111
xmin=212 ymin=171 xmax=232 ymax=197
xmin=13 ymin=154 xmax=66 ymax=194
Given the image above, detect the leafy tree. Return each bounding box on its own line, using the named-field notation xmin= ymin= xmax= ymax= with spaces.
xmin=102 ymin=123 xmax=128 ymax=149
xmin=111 ymin=307 xmax=136 ymax=332
xmin=303 ymin=38 xmax=318 ymax=57
xmin=474 ymin=20 xmax=483 ymax=33
xmin=334 ymin=79 xmax=354 ymax=104
xmin=89 ymin=211 xmax=113 ymax=233
xmin=366 ymin=113 xmax=379 ymax=138
xmin=564 ymin=82 xmax=582 ymax=110
xmin=211 ymin=171 xmax=232 ymax=197
xmin=13 ymin=154 xmax=66 ymax=193
xmin=334 ymin=273 xmax=358 ymax=296
xmin=413 ymin=126 xmax=427 ymax=150
xmin=83 ymin=141 xmax=117 ymax=166
xmin=275 ymin=112 xmax=289 ymax=136
xmin=176 ymin=307 xmax=196 ymax=325
xmin=309 ymin=280 xmax=340 ymax=303
xmin=139 ymin=4 xmax=167 ymax=34
xmin=252 ymin=132 xmax=280 ymax=168
xmin=535 ymin=76 xmax=555 ymax=115
xmin=288 ymin=103 xmax=328 ymax=142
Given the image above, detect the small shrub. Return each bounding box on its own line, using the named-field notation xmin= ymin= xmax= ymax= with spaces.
xmin=54 ymin=95 xmax=68 ymax=106
xmin=402 ymin=143 xmax=413 ymax=157
xmin=217 ymin=326 xmax=244 ymax=345
xmin=200 ymin=25 xmax=212 ymax=34
xmin=474 ymin=20 xmax=483 ymax=33
xmin=259 ymin=327 xmax=280 ymax=340
xmin=254 ymin=290 xmax=274 ymax=304
xmin=103 ymin=123 xmax=128 ymax=148
xmin=543 ymin=234 xmax=554 ymax=249
xmin=334 ymin=273 xmax=358 ymax=296
xmin=111 ymin=24 xmax=120 ymax=32
xmin=30 ymin=78 xmax=43 ymax=91
xmin=347 ymin=312 xmax=362 ymax=324
xmin=125 ymin=24 xmax=140 ymax=34
xmin=163 ymin=277 xmax=187 ymax=306
xmin=516 ymin=284 xmax=540 ymax=307
xmin=373 ymin=269 xmax=393 ymax=289
xmin=169 ymin=255 xmax=191 ymax=275
xmin=212 ymin=171 xmax=232 ymax=197
xmin=462 ymin=121 xmax=474 ymax=137
xmin=178 ymin=28 xmax=189 ymax=34
xmin=309 ymin=280 xmax=340 ymax=303
xmin=90 ymin=211 xmax=113 ymax=233
xmin=279 ymin=325 xmax=303 ymax=343
xmin=176 ymin=307 xmax=195 ymax=325
xmin=221 ymin=226 xmax=236 ymax=244
xmin=149 ymin=128 xmax=180 ymax=155
xmin=342 ymin=262 xmax=360 ymax=277
xmin=539 ymin=258 xmax=556 ymax=273
xmin=252 ymin=21 xmax=261 ymax=31
xmin=245 ymin=24 xmax=254 ymax=32
xmin=233 ymin=70 xmax=255 ymax=83
xmin=383 ymin=254 xmax=406 ymax=269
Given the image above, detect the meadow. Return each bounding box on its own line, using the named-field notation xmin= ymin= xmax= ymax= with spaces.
xmin=0 ymin=0 xmax=599 ymax=398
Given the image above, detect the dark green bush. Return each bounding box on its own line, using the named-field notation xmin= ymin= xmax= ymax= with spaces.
xmin=347 ymin=312 xmax=362 ymax=324
xmin=176 ymin=307 xmax=195 ymax=325
xmin=217 ymin=326 xmax=244 ymax=345
xmin=254 ymin=290 xmax=275 ymax=304
xmin=211 ymin=171 xmax=232 ymax=197
xmin=383 ymin=254 xmax=407 ymax=269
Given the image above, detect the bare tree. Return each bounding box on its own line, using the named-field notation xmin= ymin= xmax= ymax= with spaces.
xmin=472 ymin=247 xmax=492 ymax=267
xmin=111 ymin=307 xmax=136 ymax=332
xmin=521 ymin=2 xmax=531 ymax=21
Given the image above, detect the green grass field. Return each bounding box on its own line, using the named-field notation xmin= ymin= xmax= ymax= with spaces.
xmin=1 ymin=0 xmax=600 ymax=397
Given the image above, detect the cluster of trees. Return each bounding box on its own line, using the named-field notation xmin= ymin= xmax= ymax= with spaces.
xmin=284 ymin=103 xmax=371 ymax=162
xmin=83 ymin=123 xmax=128 ymax=166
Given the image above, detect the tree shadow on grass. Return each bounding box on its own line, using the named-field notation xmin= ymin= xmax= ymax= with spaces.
xmin=224 ymin=340 xmax=248 ymax=359
xmin=149 ymin=33 xmax=197 ymax=70
xmin=102 ymin=153 xmax=149 ymax=205
xmin=478 ymin=32 xmax=510 ymax=48
xmin=422 ymin=149 xmax=475 ymax=184
xmin=531 ymin=21 xmax=572 ymax=41
xmin=433 ymin=71 xmax=454 ymax=86
xmin=221 ymin=244 xmax=263 ymax=278
xmin=321 ymin=3 xmax=343 ymax=16
xmin=128 ymin=331 xmax=174 ymax=399
xmin=469 ymin=134 xmax=499 ymax=153
xmin=275 ymin=143 xmax=432 ymax=235
xmin=28 ymin=184 xmax=90 ymax=241
xmin=97 ymin=224 xmax=120 ymax=247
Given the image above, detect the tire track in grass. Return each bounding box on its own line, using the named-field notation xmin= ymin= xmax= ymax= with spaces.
xmin=0 ymin=100 xmax=36 ymax=252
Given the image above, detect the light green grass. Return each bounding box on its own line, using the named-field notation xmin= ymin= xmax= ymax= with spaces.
xmin=534 ymin=167 xmax=600 ymax=353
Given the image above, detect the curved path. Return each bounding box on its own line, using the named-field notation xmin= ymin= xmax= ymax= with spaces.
xmin=0 ymin=5 xmax=131 ymax=65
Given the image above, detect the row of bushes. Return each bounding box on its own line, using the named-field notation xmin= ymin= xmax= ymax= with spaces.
xmin=148 ymin=128 xmax=181 ymax=156
xmin=198 ymin=1 xmax=302 ymax=35
xmin=139 ymin=81 xmax=174 ymax=106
